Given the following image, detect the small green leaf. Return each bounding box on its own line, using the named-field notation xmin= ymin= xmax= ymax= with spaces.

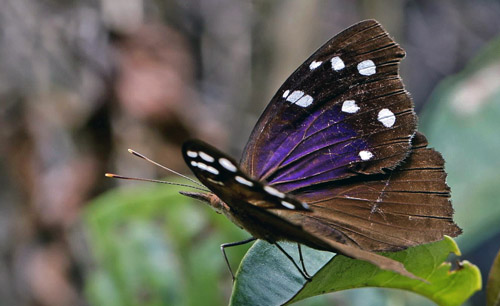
xmin=230 ymin=237 xmax=481 ymax=306
xmin=487 ymin=248 xmax=500 ymax=306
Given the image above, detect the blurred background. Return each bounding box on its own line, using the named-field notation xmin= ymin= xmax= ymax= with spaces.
xmin=1 ymin=0 xmax=500 ymax=305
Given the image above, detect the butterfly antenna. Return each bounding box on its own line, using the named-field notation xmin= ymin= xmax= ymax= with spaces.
xmin=105 ymin=173 xmax=210 ymax=192
xmin=127 ymin=149 xmax=206 ymax=188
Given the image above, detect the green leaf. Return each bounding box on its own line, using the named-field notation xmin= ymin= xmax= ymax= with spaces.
xmin=84 ymin=185 xmax=190 ymax=306
xmin=83 ymin=182 xmax=249 ymax=306
xmin=230 ymin=237 xmax=481 ymax=306
xmin=487 ymin=248 xmax=500 ymax=306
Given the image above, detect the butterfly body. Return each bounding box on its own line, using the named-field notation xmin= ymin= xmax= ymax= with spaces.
xmin=181 ymin=20 xmax=461 ymax=279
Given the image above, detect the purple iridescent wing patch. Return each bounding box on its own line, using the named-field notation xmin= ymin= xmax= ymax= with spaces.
xmin=240 ymin=20 xmax=416 ymax=193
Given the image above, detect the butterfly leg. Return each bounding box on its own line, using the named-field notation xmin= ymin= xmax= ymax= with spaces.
xmin=275 ymin=243 xmax=312 ymax=282
xmin=297 ymin=244 xmax=312 ymax=279
xmin=221 ymin=237 xmax=257 ymax=281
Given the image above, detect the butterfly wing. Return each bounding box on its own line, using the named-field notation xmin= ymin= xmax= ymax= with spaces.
xmin=182 ymin=139 xmax=310 ymax=212
xmin=241 ymin=20 xmax=416 ymax=192
xmin=239 ymin=20 xmax=460 ymax=250
xmin=182 ymin=140 xmax=421 ymax=280
xmin=274 ymin=133 xmax=462 ymax=252
xmin=182 ymin=20 xmax=460 ymax=279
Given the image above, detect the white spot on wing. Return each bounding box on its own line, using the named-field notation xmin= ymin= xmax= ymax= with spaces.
xmin=286 ymin=90 xmax=304 ymax=103
xmin=205 ymin=165 xmax=219 ymax=175
xmin=331 ymin=56 xmax=345 ymax=71
xmin=359 ymin=150 xmax=374 ymax=161
xmin=357 ymin=60 xmax=376 ymax=76
xmin=219 ymin=158 xmax=237 ymax=172
xmin=264 ymin=186 xmax=285 ymax=198
xmin=281 ymin=201 xmax=295 ymax=210
xmin=235 ymin=175 xmax=254 ymax=187
xmin=186 ymin=150 xmax=198 ymax=158
xmin=309 ymin=60 xmax=322 ymax=70
xmin=295 ymin=95 xmax=314 ymax=107
xmin=191 ymin=161 xmax=219 ymax=175
xmin=341 ymin=100 xmax=360 ymax=113
xmin=195 ymin=161 xmax=206 ymax=169
xmin=199 ymin=151 xmax=215 ymax=163
xmin=283 ymin=89 xmax=290 ymax=98
xmin=377 ymin=108 xmax=396 ymax=127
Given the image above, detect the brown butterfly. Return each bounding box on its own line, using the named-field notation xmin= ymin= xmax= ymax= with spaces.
xmin=110 ymin=20 xmax=461 ymax=281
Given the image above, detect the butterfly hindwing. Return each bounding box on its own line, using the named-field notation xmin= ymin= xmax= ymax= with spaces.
xmin=241 ymin=20 xmax=416 ymax=192
xmin=274 ymin=133 xmax=462 ymax=252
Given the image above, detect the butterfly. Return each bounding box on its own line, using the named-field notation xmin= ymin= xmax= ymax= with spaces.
xmin=112 ymin=19 xmax=462 ymax=281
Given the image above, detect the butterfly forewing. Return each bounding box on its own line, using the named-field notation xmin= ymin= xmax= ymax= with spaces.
xmin=182 ymin=140 xmax=310 ymax=212
xmin=241 ymin=20 xmax=416 ymax=192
